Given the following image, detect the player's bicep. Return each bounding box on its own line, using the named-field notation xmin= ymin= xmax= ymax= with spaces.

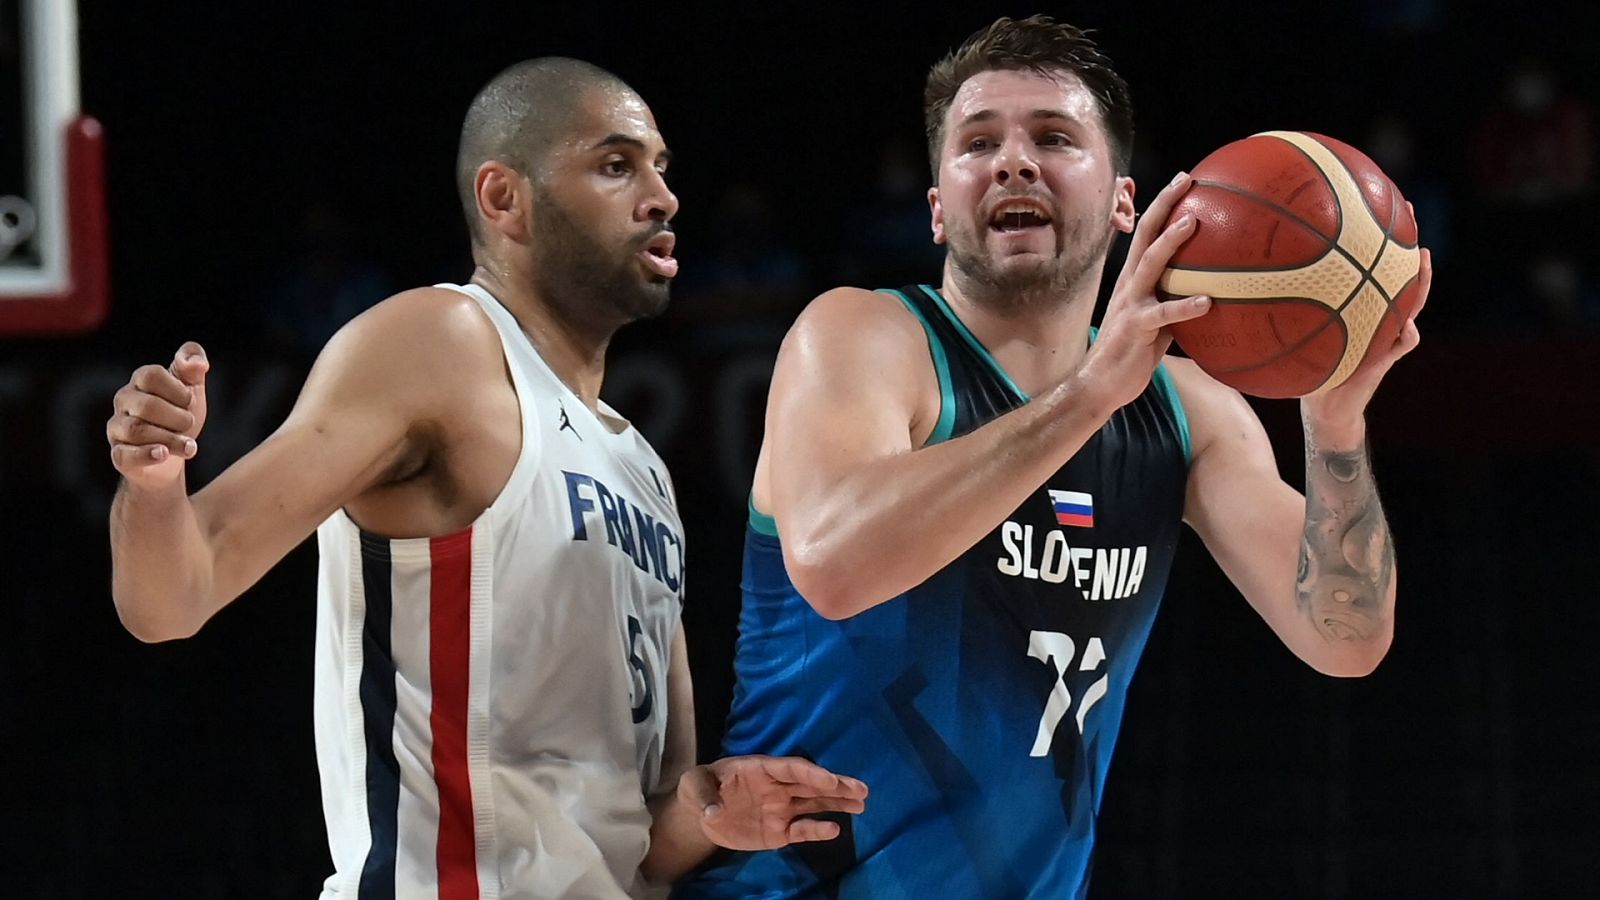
xmin=189 ymin=297 xmax=446 ymax=601
xmin=766 ymin=291 xmax=927 ymax=535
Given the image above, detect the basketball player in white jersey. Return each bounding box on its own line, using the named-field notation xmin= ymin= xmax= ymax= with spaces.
xmin=105 ymin=58 xmax=867 ymax=898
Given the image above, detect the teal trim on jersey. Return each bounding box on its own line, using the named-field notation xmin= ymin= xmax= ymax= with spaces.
xmin=748 ymin=494 xmax=779 ymax=536
xmin=916 ymin=285 xmax=1030 ymax=403
xmin=1090 ymin=324 xmax=1192 ymax=462
xmin=1151 ymin=362 xmax=1193 ymax=463
xmin=883 ymin=288 xmax=957 ymax=446
xmin=745 ymin=286 xmax=966 ymax=538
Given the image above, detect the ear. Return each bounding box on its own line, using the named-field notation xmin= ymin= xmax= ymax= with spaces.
xmin=1110 ymin=174 xmax=1136 ymax=235
xmin=475 ymin=161 xmax=533 ymax=242
xmin=928 ymin=186 xmax=947 ymax=245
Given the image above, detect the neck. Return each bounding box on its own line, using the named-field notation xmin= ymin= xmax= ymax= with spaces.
xmin=471 ymin=265 xmax=613 ymax=411
xmin=938 ymin=258 xmax=1102 ymax=395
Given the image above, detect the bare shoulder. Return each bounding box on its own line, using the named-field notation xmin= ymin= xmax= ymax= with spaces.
xmin=766 ymin=285 xmax=942 ymax=444
xmin=327 ymin=286 xmax=499 ymax=367
xmin=318 ymin=286 xmax=499 ymax=377
xmin=782 ymin=286 xmax=929 ymax=365
xmin=305 ymin=287 xmax=503 ymax=404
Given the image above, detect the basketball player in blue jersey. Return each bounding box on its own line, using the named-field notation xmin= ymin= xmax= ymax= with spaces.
xmin=105 ymin=58 xmax=864 ymax=898
xmin=678 ymin=16 xmax=1431 ymax=900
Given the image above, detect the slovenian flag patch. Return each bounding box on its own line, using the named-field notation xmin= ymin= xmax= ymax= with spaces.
xmin=1048 ymin=490 xmax=1094 ymax=528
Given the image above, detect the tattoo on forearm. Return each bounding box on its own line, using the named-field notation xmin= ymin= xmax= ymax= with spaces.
xmin=1296 ymin=442 xmax=1395 ymax=642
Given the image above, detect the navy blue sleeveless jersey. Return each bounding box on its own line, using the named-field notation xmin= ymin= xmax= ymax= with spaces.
xmin=676 ymin=285 xmax=1191 ymax=900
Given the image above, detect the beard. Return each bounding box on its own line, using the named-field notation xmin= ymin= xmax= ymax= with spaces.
xmin=529 ymin=188 xmax=672 ymax=331
xmin=945 ymin=200 xmax=1115 ymax=315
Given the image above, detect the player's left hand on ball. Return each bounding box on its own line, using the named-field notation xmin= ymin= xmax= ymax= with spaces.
xmin=678 ymin=755 xmax=868 ymax=850
xmin=1304 ymin=244 xmax=1431 ymax=426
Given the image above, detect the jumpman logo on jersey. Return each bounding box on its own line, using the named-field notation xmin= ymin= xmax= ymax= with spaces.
xmin=557 ymin=400 xmax=582 ymax=441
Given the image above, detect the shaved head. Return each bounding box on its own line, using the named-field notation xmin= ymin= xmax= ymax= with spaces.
xmin=456 ymin=57 xmax=634 ymax=247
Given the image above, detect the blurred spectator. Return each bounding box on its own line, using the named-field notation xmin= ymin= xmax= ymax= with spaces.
xmin=834 ymin=137 xmax=944 ymax=289
xmin=1471 ymin=60 xmax=1594 ymax=205
xmin=1526 ymin=254 xmax=1600 ymax=332
xmin=1464 ymin=60 xmax=1596 ymax=332
xmin=1479 ymin=251 xmax=1600 ymax=336
xmin=254 ymin=202 xmax=392 ymax=357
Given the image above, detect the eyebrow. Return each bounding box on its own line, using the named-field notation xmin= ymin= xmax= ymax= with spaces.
xmin=591 ymin=133 xmax=673 ymax=164
xmin=956 ymin=108 xmax=1078 ymax=128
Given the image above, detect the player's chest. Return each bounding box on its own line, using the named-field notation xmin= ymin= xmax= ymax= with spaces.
xmin=974 ymin=434 xmax=1184 ymax=608
xmin=529 ymin=442 xmax=685 ymax=596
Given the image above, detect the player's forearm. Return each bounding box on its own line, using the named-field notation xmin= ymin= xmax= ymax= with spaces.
xmin=109 ymin=478 xmax=218 ymax=642
xmin=641 ymin=785 xmax=717 ymax=886
xmin=1294 ymin=414 xmax=1395 ymax=675
xmin=784 ymin=373 xmax=1117 ymax=619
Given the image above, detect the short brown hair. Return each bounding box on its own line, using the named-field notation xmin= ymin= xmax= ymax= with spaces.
xmin=924 ymin=16 xmax=1134 ymax=181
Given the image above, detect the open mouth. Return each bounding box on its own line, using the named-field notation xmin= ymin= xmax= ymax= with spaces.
xmin=988 ymin=200 xmax=1054 ymax=233
xmin=639 ymin=231 xmax=679 ymax=278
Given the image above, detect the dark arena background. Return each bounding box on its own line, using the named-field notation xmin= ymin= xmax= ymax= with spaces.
xmin=3 ymin=1 xmax=1598 ymax=896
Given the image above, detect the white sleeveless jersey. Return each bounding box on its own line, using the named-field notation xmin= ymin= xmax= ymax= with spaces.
xmin=313 ymin=282 xmax=685 ymax=899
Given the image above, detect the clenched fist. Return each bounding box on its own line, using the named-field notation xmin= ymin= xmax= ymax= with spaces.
xmin=107 ymin=341 xmax=210 ymax=489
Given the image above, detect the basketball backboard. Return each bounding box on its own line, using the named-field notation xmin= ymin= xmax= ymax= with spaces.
xmin=0 ymin=0 xmax=107 ymax=335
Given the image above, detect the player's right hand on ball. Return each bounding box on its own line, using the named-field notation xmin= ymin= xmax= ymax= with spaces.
xmin=107 ymin=341 xmax=210 ymax=488
xmin=1079 ymin=171 xmax=1212 ymax=412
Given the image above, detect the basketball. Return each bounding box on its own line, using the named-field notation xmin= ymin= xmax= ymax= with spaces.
xmin=1155 ymin=131 xmax=1423 ymax=398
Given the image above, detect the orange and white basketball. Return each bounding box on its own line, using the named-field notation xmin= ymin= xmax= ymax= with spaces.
xmin=1155 ymin=131 xmax=1423 ymax=399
